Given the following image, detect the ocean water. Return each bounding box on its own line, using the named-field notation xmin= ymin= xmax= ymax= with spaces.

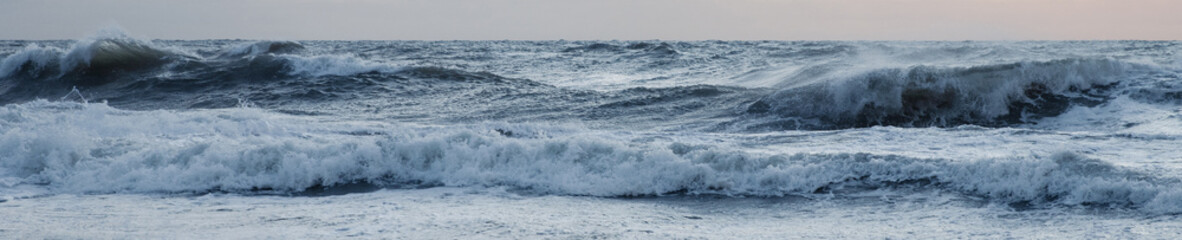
xmin=2 ymin=30 xmax=1182 ymax=238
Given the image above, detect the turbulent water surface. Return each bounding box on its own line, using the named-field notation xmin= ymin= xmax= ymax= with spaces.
xmin=2 ymin=30 xmax=1182 ymax=238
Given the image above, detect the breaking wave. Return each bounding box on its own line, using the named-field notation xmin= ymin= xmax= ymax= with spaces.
xmin=0 ymin=32 xmax=437 ymax=106
xmin=0 ymin=29 xmax=399 ymax=82
xmin=0 ymin=45 xmax=64 ymax=79
xmin=745 ymin=58 xmax=1132 ymax=129
xmin=0 ymin=36 xmax=185 ymax=83
xmin=276 ymin=54 xmax=400 ymax=77
xmin=220 ymin=40 xmax=306 ymax=58
xmin=1 ymin=101 xmax=1179 ymax=213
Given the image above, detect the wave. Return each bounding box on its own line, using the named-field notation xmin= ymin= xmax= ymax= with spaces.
xmin=0 ymin=32 xmax=481 ymax=106
xmin=5 ymin=36 xmax=1178 ymax=132
xmin=22 ymin=36 xmax=181 ymax=79
xmin=0 ymin=30 xmax=396 ymax=82
xmin=64 ymin=38 xmax=180 ymax=78
xmin=1128 ymin=78 xmax=1182 ymax=105
xmin=199 ymin=41 xmax=398 ymax=78
xmin=0 ymin=40 xmax=545 ymax=110
xmin=562 ymin=43 xmax=622 ymax=53
xmin=562 ymin=42 xmax=680 ymax=57
xmin=219 ymin=40 xmax=305 ymax=58
xmin=0 ymin=31 xmax=189 ymax=85
xmin=1 ymin=101 xmax=1179 ymax=213
xmin=745 ymin=58 xmax=1131 ymax=129
xmin=0 ymin=33 xmax=198 ymax=105
xmin=277 ymin=54 xmax=400 ymax=77
xmin=0 ymin=45 xmax=64 ymax=79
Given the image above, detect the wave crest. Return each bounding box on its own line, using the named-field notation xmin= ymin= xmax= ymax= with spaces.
xmin=277 ymin=54 xmax=399 ymax=77
xmin=748 ymin=58 xmax=1129 ymax=129
xmin=0 ymin=45 xmax=63 ymax=79
xmin=66 ymin=39 xmax=177 ymax=76
xmin=220 ymin=40 xmax=305 ymax=58
xmin=0 ymin=31 xmax=184 ymax=84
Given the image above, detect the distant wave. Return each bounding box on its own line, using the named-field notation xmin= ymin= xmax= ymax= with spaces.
xmin=744 ymin=58 xmax=1132 ymax=129
xmin=218 ymin=40 xmax=306 ymax=58
xmin=4 ymin=31 xmax=1179 ymax=132
xmin=562 ymin=42 xmax=680 ymax=57
xmin=0 ymin=33 xmax=527 ymax=107
xmin=1 ymin=101 xmax=1179 ymax=213
xmin=0 ymin=30 xmax=398 ymax=82
xmin=277 ymin=54 xmax=400 ymax=77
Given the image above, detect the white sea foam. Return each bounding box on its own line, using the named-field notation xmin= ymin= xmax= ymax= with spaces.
xmin=0 ymin=101 xmax=1178 ymax=212
xmin=278 ymin=54 xmax=402 ymax=77
xmin=216 ymin=40 xmax=400 ymax=77
xmin=0 ymin=45 xmax=64 ymax=78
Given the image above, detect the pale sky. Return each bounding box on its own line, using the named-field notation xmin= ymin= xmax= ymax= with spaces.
xmin=2 ymin=0 xmax=1180 ymax=40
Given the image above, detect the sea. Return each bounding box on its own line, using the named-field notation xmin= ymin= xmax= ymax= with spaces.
xmin=1 ymin=29 xmax=1181 ymax=239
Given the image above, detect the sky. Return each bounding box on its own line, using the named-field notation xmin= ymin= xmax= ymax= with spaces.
xmin=1 ymin=0 xmax=1180 ymax=40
